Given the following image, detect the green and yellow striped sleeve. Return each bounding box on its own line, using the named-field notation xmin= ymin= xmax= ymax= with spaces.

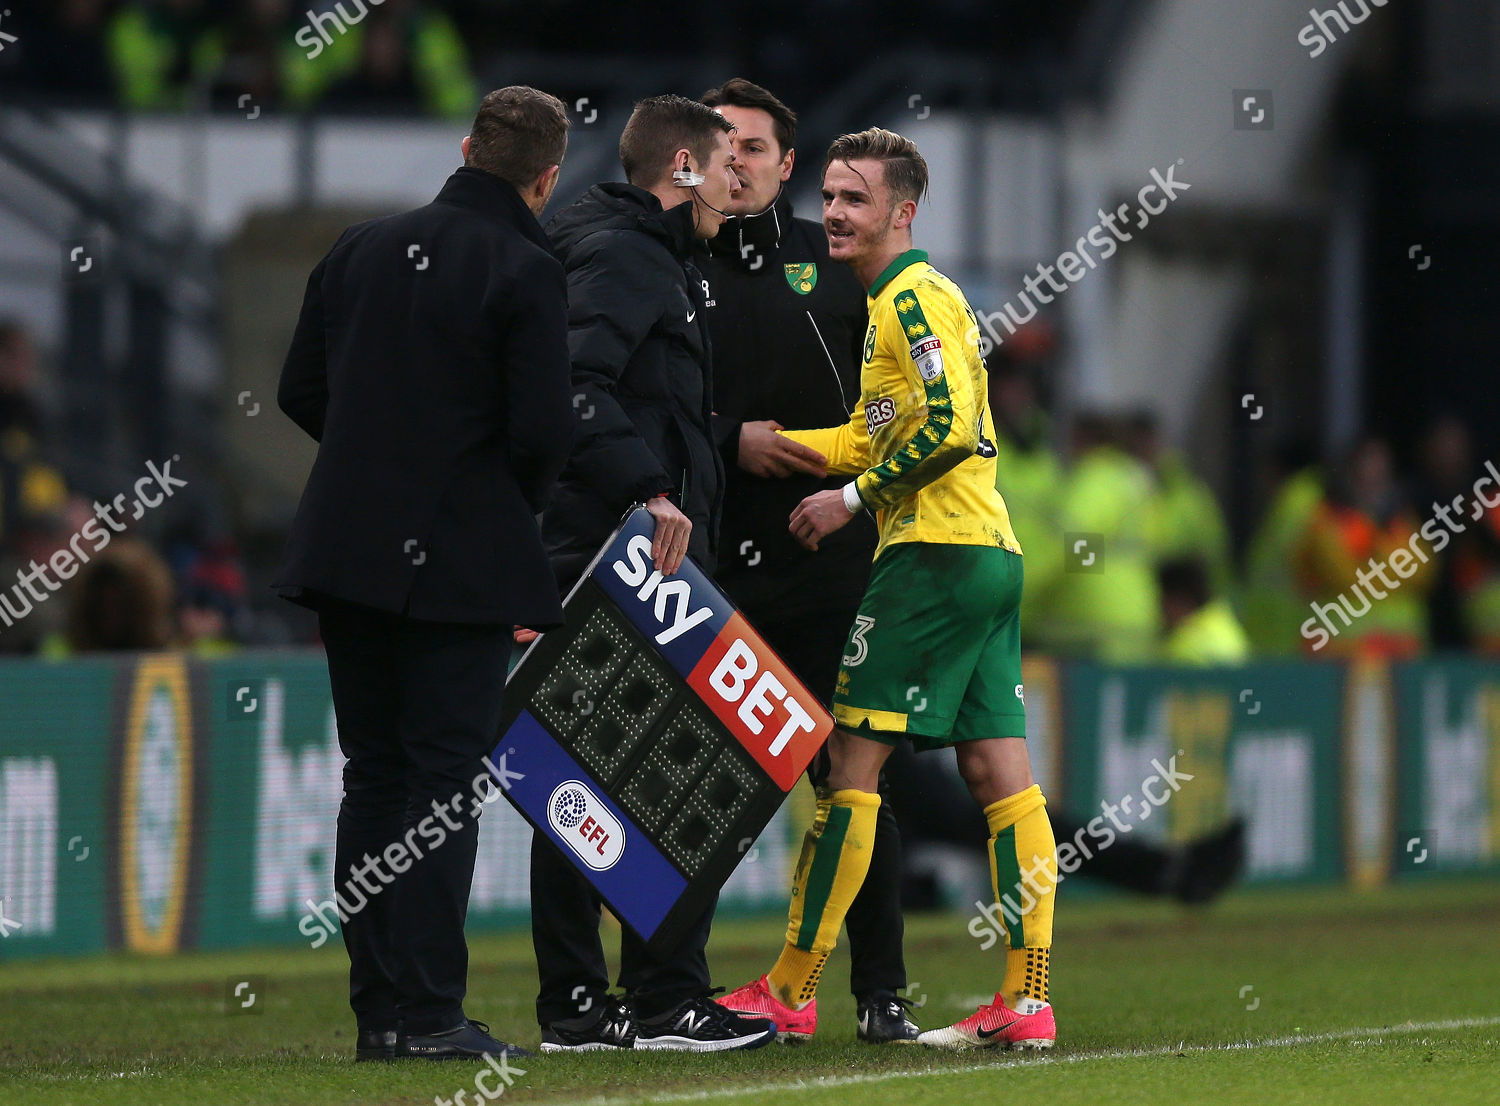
xmin=853 ymin=285 xmax=980 ymax=510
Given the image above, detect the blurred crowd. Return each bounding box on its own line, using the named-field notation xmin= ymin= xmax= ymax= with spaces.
xmin=0 ymin=0 xmax=1091 ymax=119
xmin=0 ymin=0 xmax=477 ymax=118
xmin=5 ymin=310 xmax=1500 ymax=665
xmin=988 ymin=330 xmax=1500 ymax=666
xmin=0 ymin=317 xmax=256 ymax=658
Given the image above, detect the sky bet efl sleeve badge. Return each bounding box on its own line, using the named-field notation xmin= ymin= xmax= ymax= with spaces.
xmin=490 ymin=506 xmax=833 ymax=953
xmin=896 ymin=289 xmax=944 ymax=381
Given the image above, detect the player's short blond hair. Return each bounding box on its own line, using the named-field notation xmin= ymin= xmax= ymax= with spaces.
xmin=825 ymin=128 xmax=929 ymax=206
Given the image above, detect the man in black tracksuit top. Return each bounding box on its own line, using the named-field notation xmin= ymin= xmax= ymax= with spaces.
xmin=530 ymin=95 xmax=776 ymax=1054
xmin=697 ymin=79 xmax=915 ymax=1042
xmin=539 ymin=177 xmax=723 ymax=584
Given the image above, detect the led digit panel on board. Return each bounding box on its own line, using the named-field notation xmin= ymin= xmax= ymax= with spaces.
xmin=491 ymin=506 xmax=833 ymax=952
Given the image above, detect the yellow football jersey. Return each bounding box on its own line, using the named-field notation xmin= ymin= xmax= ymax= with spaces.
xmin=784 ymin=249 xmax=1021 ymax=558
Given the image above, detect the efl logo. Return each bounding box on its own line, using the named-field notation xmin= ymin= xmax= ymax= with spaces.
xmin=910 ymin=336 xmax=943 ymax=382
xmin=687 ymin=614 xmax=831 ymax=790
xmin=547 ymin=780 xmax=625 ymax=870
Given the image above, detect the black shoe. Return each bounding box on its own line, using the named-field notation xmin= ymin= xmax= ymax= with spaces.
xmin=355 ymin=1028 xmax=397 ymax=1061
xmin=633 ymin=997 xmax=776 ymax=1052
xmin=1173 ymin=817 xmax=1247 ymax=904
xmin=855 ymin=993 xmax=921 ymax=1043
xmin=396 ymin=1019 xmax=534 ymax=1060
xmin=541 ymin=996 xmax=636 ymax=1052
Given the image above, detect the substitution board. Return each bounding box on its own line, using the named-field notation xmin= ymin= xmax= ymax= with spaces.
xmin=490 ymin=505 xmax=833 ymax=952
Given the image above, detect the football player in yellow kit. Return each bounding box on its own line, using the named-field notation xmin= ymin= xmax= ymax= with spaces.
xmin=718 ymin=128 xmax=1058 ymax=1050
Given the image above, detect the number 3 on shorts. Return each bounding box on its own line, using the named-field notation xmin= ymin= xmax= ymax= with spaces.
xmin=842 ymin=615 xmax=876 ymax=667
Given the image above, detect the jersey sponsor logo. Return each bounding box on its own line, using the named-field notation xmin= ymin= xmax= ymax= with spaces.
xmin=865 ymin=396 xmax=897 ymax=436
xmin=547 ymin=779 xmax=625 ymax=870
xmin=784 ymin=262 xmax=818 ymax=295
xmin=686 ymin=613 xmax=830 ymax=790
xmin=863 ymin=324 xmax=877 ymax=364
xmin=910 ymin=335 xmax=944 ymax=382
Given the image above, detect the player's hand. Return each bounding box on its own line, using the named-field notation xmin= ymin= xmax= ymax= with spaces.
xmin=738 ymin=420 xmax=827 ymax=479
xmin=646 ymin=495 xmax=692 ymax=575
xmin=790 ymin=489 xmax=857 ymax=552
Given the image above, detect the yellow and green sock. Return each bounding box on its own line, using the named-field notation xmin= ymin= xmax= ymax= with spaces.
xmin=767 ymin=788 xmax=881 ymax=1008
xmin=984 ymin=784 xmax=1057 ymax=1008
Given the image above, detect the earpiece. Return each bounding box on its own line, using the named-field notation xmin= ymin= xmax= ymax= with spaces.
xmin=673 ymin=160 xmax=731 ymax=219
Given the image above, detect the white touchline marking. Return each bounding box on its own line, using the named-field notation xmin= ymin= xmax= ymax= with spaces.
xmin=573 ymin=1016 xmax=1500 ymax=1106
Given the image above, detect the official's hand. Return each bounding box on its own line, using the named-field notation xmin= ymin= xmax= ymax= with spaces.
xmin=513 ymin=628 xmax=540 ymax=646
xmin=738 ymin=420 xmax=827 ymax=479
xmin=790 ymin=488 xmax=857 ymax=552
xmin=646 ymin=495 xmax=693 ymax=575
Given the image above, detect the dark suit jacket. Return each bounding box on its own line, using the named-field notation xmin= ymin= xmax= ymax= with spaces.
xmin=274 ymin=166 xmax=574 ymax=628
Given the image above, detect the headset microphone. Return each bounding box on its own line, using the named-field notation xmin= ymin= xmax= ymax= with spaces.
xmin=673 ymin=162 xmax=733 ymax=218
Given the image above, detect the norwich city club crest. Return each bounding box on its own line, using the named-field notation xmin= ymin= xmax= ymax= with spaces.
xmin=784 ymin=262 xmax=818 ymax=295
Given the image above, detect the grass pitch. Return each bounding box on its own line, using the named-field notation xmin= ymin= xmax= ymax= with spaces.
xmin=3 ymin=879 xmax=1498 ymax=1105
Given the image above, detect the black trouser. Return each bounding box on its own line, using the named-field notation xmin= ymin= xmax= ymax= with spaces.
xmin=318 ymin=598 xmax=512 ymax=1036
xmin=531 ymin=834 xmax=717 ymax=1023
xmin=757 ymin=606 xmax=908 ymax=1000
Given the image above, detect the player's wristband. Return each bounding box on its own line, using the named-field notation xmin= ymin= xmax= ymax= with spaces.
xmin=842 ymin=481 xmax=863 ymax=513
